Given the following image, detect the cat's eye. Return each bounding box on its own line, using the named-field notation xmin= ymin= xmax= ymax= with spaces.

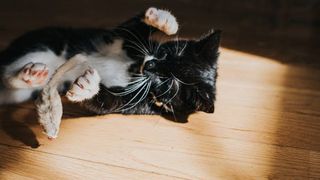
xmin=144 ymin=60 xmax=156 ymax=70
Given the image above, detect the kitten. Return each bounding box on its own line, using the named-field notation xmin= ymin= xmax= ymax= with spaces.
xmin=0 ymin=7 xmax=221 ymax=123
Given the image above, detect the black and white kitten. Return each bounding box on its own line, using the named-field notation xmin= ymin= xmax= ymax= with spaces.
xmin=0 ymin=7 xmax=221 ymax=123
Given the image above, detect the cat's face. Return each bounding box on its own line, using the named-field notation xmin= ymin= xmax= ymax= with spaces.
xmin=142 ymin=30 xmax=221 ymax=122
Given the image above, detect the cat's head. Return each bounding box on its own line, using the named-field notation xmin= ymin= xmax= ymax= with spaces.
xmin=143 ymin=30 xmax=221 ymax=122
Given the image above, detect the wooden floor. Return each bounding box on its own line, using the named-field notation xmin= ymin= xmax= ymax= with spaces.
xmin=1 ymin=1 xmax=320 ymax=179
xmin=0 ymin=48 xmax=319 ymax=179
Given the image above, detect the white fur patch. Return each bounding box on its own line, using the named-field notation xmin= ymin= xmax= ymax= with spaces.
xmin=144 ymin=55 xmax=155 ymax=62
xmin=144 ymin=7 xmax=179 ymax=35
xmin=0 ymin=88 xmax=35 ymax=104
xmin=88 ymin=39 xmax=134 ymax=88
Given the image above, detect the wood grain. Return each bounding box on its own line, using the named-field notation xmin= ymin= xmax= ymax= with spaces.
xmin=0 ymin=48 xmax=319 ymax=179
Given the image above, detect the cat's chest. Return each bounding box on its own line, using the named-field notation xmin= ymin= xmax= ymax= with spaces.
xmin=86 ymin=51 xmax=135 ymax=88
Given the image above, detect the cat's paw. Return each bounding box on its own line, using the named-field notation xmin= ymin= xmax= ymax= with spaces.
xmin=66 ymin=68 xmax=101 ymax=102
xmin=144 ymin=7 xmax=178 ymax=35
xmin=18 ymin=62 xmax=49 ymax=87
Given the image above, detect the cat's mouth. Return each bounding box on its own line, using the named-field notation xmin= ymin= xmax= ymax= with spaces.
xmin=151 ymin=92 xmax=172 ymax=112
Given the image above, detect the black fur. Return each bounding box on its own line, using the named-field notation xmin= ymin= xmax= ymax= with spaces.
xmin=0 ymin=9 xmax=221 ymax=123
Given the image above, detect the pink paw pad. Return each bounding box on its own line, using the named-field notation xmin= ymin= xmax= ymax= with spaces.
xmin=19 ymin=62 xmax=49 ymax=87
xmin=144 ymin=7 xmax=178 ymax=35
xmin=66 ymin=68 xmax=101 ymax=102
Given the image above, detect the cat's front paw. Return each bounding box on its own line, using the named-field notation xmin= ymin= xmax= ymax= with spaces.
xmin=144 ymin=7 xmax=178 ymax=35
xmin=66 ymin=68 xmax=101 ymax=102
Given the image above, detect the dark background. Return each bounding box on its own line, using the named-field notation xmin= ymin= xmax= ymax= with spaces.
xmin=0 ymin=0 xmax=319 ymax=66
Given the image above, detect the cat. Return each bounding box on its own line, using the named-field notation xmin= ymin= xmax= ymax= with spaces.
xmin=0 ymin=7 xmax=221 ymax=123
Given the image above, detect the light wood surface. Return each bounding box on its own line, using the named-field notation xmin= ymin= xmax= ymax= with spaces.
xmin=0 ymin=48 xmax=319 ymax=179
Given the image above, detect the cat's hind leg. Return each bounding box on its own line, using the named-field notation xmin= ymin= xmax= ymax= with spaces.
xmin=3 ymin=62 xmax=49 ymax=89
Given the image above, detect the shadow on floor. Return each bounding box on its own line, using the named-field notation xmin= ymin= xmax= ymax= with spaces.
xmin=0 ymin=106 xmax=40 ymax=148
xmin=0 ymin=100 xmax=93 ymax=148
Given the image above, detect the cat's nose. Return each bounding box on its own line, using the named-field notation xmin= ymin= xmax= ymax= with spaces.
xmin=143 ymin=60 xmax=156 ymax=72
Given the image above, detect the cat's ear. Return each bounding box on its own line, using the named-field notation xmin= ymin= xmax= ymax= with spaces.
xmin=195 ymin=29 xmax=221 ymax=61
xmin=195 ymin=87 xmax=215 ymax=113
xmin=197 ymin=95 xmax=215 ymax=113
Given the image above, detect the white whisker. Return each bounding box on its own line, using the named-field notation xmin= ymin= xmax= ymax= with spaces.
xmin=156 ymin=79 xmax=174 ymax=98
xmin=120 ymin=81 xmax=151 ymax=112
xmin=175 ymin=36 xmax=179 ymax=55
xmin=171 ymin=73 xmax=197 ymax=85
xmin=123 ymin=44 xmax=147 ymax=56
xmin=165 ymin=80 xmax=180 ymax=104
xmin=178 ymin=41 xmax=188 ymax=56
xmin=169 ymin=102 xmax=178 ymax=122
xmin=107 ymin=78 xmax=148 ymax=96
xmin=115 ymin=79 xmax=151 ymax=112
xmin=148 ymin=28 xmax=154 ymax=53
xmin=127 ymin=76 xmax=147 ymax=85
xmin=155 ymin=42 xmax=162 ymax=55
xmin=123 ymin=38 xmax=149 ymax=55
xmin=116 ymin=27 xmax=150 ymax=54
xmin=114 ymin=81 xmax=148 ymax=111
xmin=155 ymin=78 xmax=171 ymax=88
